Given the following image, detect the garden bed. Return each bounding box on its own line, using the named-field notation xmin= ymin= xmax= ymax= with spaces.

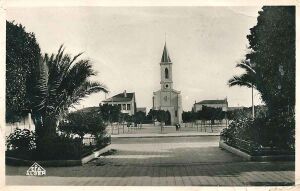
xmin=6 ymin=144 xmax=111 ymax=167
xmin=219 ymin=140 xmax=294 ymax=161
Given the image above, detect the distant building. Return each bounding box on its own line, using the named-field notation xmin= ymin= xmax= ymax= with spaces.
xmin=102 ymin=90 xmax=136 ymax=116
xmin=136 ymin=107 xmax=147 ymax=114
xmin=152 ymin=42 xmax=182 ymax=125
xmin=193 ymin=99 xmax=228 ymax=112
xmin=75 ymin=106 xmax=100 ymax=113
xmin=227 ymin=106 xmax=245 ymax=111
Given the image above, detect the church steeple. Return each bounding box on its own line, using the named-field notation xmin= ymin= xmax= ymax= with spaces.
xmin=161 ymin=42 xmax=172 ymax=63
xmin=160 ymin=41 xmax=173 ymax=90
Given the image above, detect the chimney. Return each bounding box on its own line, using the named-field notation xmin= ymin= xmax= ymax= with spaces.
xmin=124 ymin=90 xmax=127 ymax=97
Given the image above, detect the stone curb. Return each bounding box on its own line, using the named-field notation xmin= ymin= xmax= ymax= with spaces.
xmin=219 ymin=141 xmax=250 ymax=161
xmin=81 ymin=145 xmax=111 ymax=164
xmin=6 ymin=157 xmax=82 ymax=167
xmin=219 ymin=141 xmax=295 ymax=161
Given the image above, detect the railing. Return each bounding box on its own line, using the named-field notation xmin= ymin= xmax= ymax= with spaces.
xmin=183 ymin=121 xmax=228 ymax=133
xmin=82 ymin=135 xmax=111 ymax=147
xmin=82 ymin=137 xmax=96 ymax=146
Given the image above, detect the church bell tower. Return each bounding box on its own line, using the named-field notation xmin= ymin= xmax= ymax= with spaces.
xmin=153 ymin=40 xmax=182 ymax=125
xmin=160 ymin=42 xmax=173 ymax=90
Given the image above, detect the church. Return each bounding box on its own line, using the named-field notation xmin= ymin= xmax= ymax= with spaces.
xmin=152 ymin=42 xmax=182 ymax=125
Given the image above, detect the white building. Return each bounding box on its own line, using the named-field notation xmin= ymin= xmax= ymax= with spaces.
xmin=153 ymin=42 xmax=182 ymax=125
xmin=102 ymin=90 xmax=136 ymax=116
xmin=193 ymin=99 xmax=228 ymax=112
xmin=5 ymin=113 xmax=35 ymax=136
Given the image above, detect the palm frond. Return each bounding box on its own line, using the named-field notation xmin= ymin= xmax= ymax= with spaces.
xmin=31 ymin=46 xmax=108 ymax=120
xmin=236 ymin=62 xmax=256 ymax=75
xmin=228 ymin=75 xmax=253 ymax=88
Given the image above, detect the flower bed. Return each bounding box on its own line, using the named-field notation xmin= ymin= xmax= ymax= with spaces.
xmin=220 ymin=112 xmax=295 ymax=156
xmin=220 ymin=136 xmax=294 ymax=156
xmin=6 ymin=128 xmax=111 ymax=161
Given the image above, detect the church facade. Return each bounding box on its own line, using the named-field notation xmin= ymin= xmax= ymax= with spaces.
xmin=152 ymin=42 xmax=182 ymax=125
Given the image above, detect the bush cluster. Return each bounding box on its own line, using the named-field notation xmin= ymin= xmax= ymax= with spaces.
xmin=36 ymin=135 xmax=83 ymax=160
xmin=6 ymin=127 xmax=111 ymax=160
xmin=6 ymin=128 xmax=36 ymax=151
xmin=221 ymin=111 xmax=295 ymax=151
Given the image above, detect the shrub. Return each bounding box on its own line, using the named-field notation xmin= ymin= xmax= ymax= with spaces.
xmin=221 ymin=112 xmax=295 ymax=152
xmin=6 ymin=128 xmax=36 ymax=151
xmin=266 ymin=112 xmax=295 ymax=150
xmin=94 ymin=132 xmax=111 ymax=148
xmin=59 ymin=109 xmax=107 ymax=139
xmin=36 ymin=135 xmax=83 ymax=160
xmin=6 ymin=128 xmax=36 ymax=160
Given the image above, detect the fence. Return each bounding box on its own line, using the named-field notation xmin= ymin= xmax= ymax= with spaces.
xmin=182 ymin=120 xmax=228 ymax=133
xmin=82 ymin=137 xmax=96 ymax=146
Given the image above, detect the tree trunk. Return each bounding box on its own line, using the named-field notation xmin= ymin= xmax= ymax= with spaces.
xmin=34 ymin=115 xmax=57 ymax=153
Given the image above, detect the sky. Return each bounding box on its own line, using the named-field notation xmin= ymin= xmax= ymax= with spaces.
xmin=7 ymin=6 xmax=263 ymax=112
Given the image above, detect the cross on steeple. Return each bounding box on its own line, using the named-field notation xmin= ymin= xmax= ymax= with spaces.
xmin=161 ymin=40 xmax=171 ymax=63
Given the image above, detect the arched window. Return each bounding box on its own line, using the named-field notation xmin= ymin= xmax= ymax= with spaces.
xmin=165 ymin=68 xmax=169 ymax=79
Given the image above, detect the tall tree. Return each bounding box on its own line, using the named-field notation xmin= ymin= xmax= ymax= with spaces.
xmin=133 ymin=111 xmax=146 ymax=127
xmin=99 ymin=104 xmax=121 ymax=123
xmin=6 ymin=21 xmax=41 ymax=122
xmin=59 ymin=109 xmax=106 ymax=139
xmin=30 ymin=45 xmax=108 ymax=151
xmin=229 ymin=6 xmax=295 ymax=116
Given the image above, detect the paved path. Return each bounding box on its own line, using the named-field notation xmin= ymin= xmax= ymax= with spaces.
xmin=6 ymin=136 xmax=295 ymax=186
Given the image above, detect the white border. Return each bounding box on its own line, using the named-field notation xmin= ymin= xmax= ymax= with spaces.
xmin=1 ymin=0 xmax=299 ymax=191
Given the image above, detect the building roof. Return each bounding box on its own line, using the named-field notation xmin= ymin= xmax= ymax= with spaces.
xmin=161 ymin=42 xmax=172 ymax=63
xmin=136 ymin=107 xmax=147 ymax=113
xmin=70 ymin=107 xmax=100 ymax=115
xmin=103 ymin=92 xmax=135 ymax=103
xmin=195 ymin=99 xmax=227 ymax=105
xmin=227 ymin=106 xmax=245 ymax=111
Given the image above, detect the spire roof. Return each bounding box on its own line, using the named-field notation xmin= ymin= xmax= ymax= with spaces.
xmin=161 ymin=42 xmax=171 ymax=63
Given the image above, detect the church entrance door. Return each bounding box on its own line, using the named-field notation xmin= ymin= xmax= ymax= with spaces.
xmin=165 ymin=111 xmax=171 ymax=125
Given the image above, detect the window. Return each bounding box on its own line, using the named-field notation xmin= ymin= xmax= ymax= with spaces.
xmin=118 ymin=104 xmax=121 ymax=109
xmin=127 ymin=104 xmax=131 ymax=110
xmin=164 ymin=96 xmax=168 ymax=101
xmin=122 ymin=104 xmax=126 ymax=110
xmin=165 ymin=68 xmax=169 ymax=79
xmin=175 ymin=110 xmax=178 ymax=117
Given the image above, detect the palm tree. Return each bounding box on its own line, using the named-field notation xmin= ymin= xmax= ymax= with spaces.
xmin=228 ymin=60 xmax=256 ymax=88
xmin=29 ymin=45 xmax=108 ymax=149
xmin=228 ymin=60 xmax=257 ymax=118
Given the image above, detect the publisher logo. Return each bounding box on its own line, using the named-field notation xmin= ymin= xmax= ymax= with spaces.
xmin=26 ymin=162 xmax=46 ymax=176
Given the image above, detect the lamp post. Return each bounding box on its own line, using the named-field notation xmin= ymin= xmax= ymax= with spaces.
xmin=250 ymin=61 xmax=256 ymax=119
xmin=252 ymin=83 xmax=254 ymax=119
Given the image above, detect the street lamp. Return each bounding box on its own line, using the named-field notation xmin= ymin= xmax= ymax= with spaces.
xmin=250 ymin=61 xmax=256 ymax=119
